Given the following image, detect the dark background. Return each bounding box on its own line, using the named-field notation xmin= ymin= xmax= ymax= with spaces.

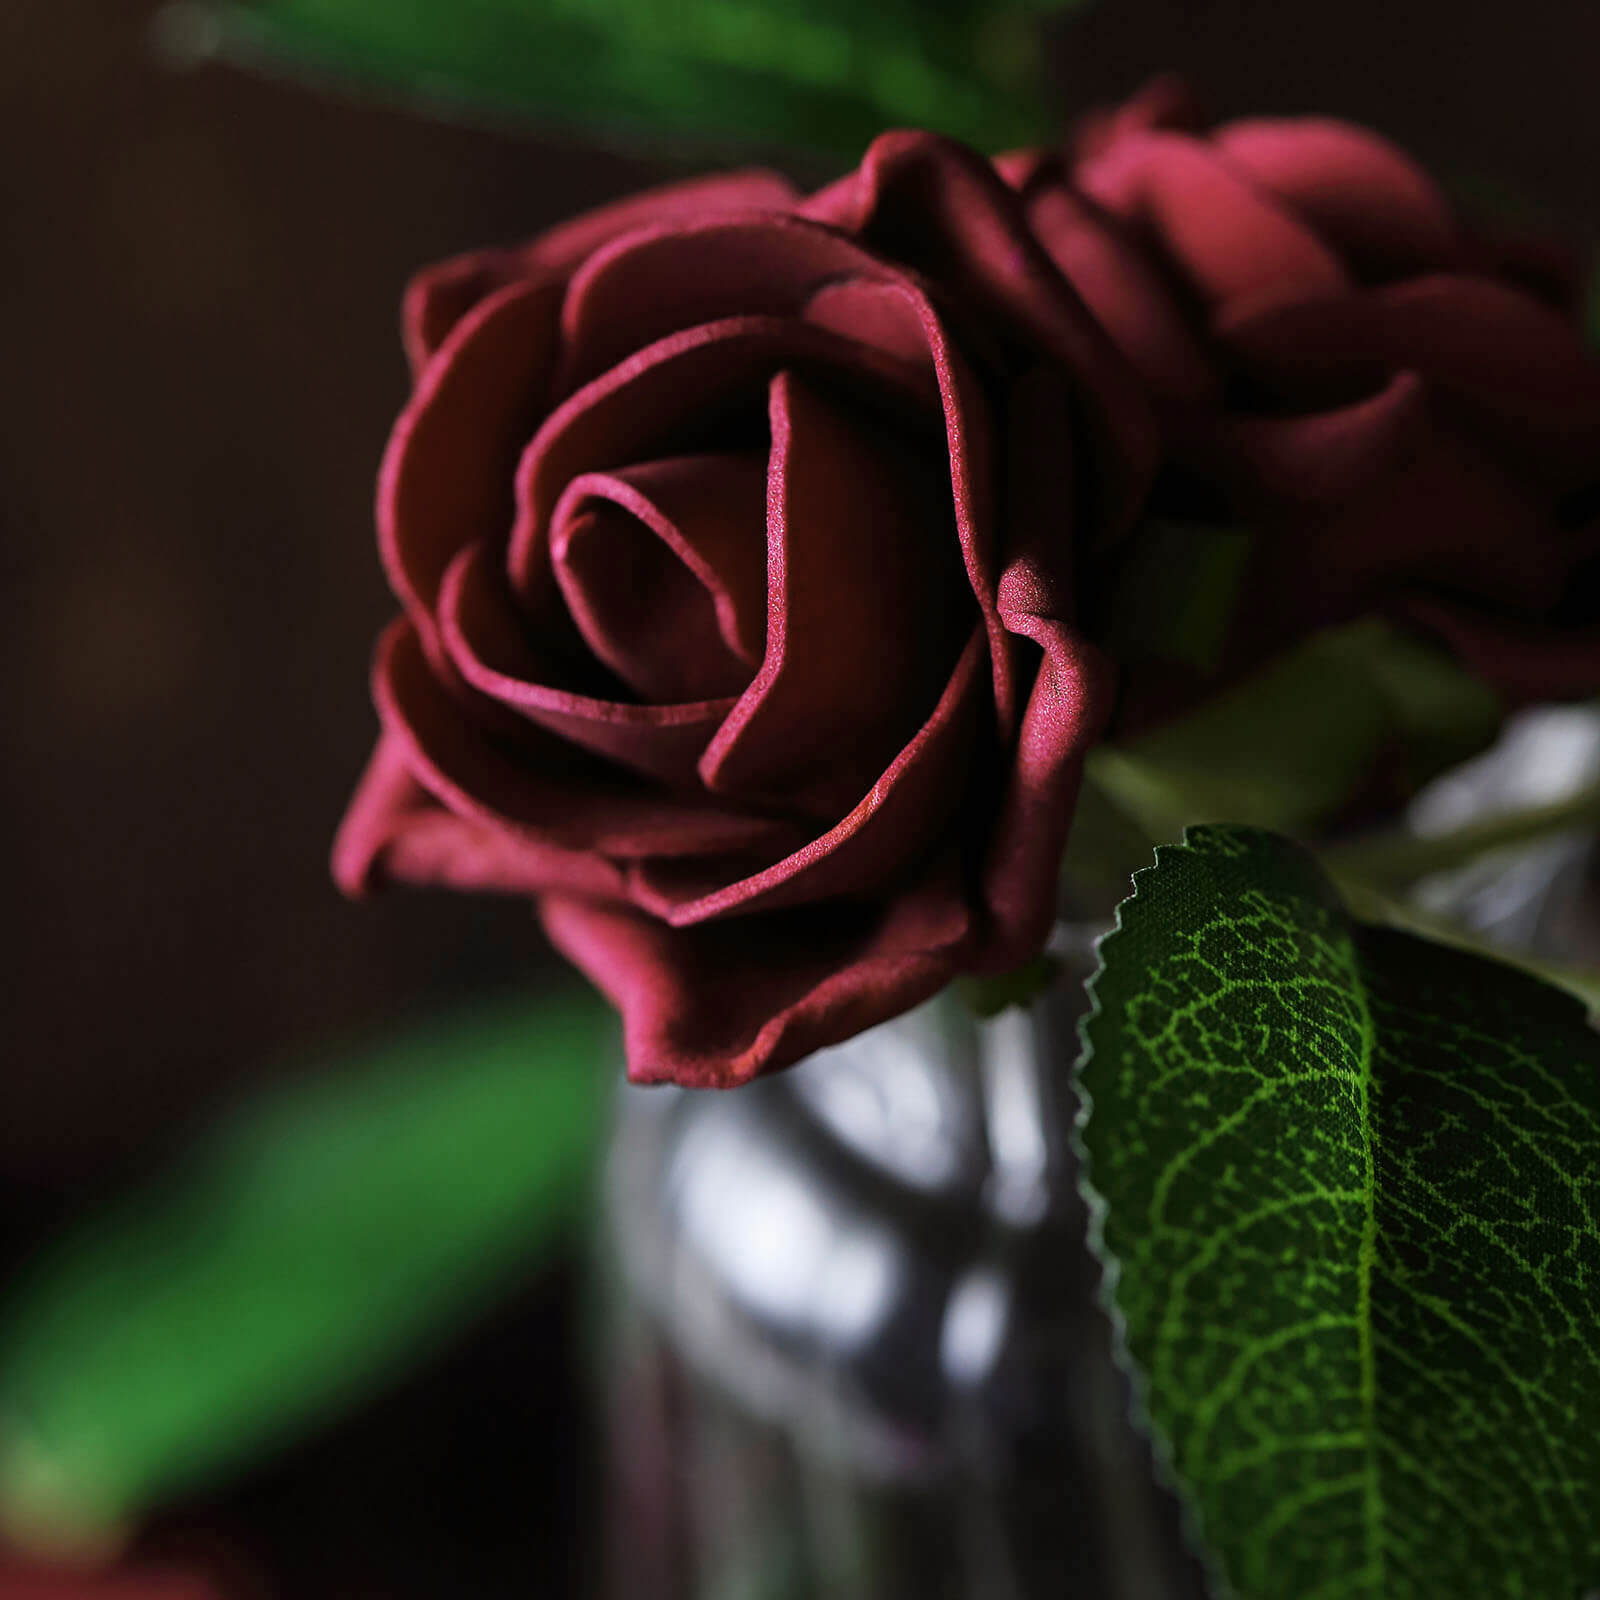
xmin=1 ymin=0 xmax=1596 ymax=1592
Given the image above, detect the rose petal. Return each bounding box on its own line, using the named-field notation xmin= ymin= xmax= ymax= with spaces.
xmin=540 ymin=858 xmax=973 ymax=1087
xmin=558 ymin=497 xmax=745 ymax=702
xmin=526 ymin=169 xmax=801 ymax=277
xmin=1213 ymin=290 xmax=1395 ymax=409
xmin=1198 ymin=370 xmax=1428 ymax=507
xmin=556 ymin=216 xmax=892 ymax=394
xmin=439 ymin=541 xmax=739 ymax=788
xmin=802 ymin=277 xmax=948 ymax=375
xmin=806 ymin=129 xmax=1079 ymax=357
xmin=1078 ymin=130 xmax=1349 ymax=314
xmin=1400 ymin=595 xmax=1600 ymax=705
xmin=332 ymin=731 xmax=624 ymax=900
xmin=992 ymin=147 xmax=1051 ymax=192
xmin=379 ymin=278 xmax=563 ymax=671
xmin=808 ymin=130 xmax=1157 ymax=535
xmin=373 ymin=617 xmax=802 ymax=859
xmin=975 ymin=623 xmax=1110 ymax=961
xmin=634 ymin=628 xmax=986 ymax=924
xmin=507 ymin=314 xmax=940 ymax=614
xmin=402 ymin=248 xmax=526 ymax=379
xmin=976 ymin=459 xmax=1116 ymax=959
xmin=550 ymin=454 xmax=768 ymax=702
xmin=809 ymin=277 xmax=1018 ymax=730
xmin=1015 ymin=166 xmax=1217 ymax=408
xmin=1214 ymin=118 xmax=1459 ymax=278
xmin=1234 ymin=422 xmax=1572 ymax=660
xmin=1074 ymin=74 xmax=1204 ymax=163
xmin=1219 ymin=278 xmax=1600 ymax=494
xmin=698 ymin=370 xmax=975 ymax=816
xmin=1375 ymin=276 xmax=1600 ymax=490
xmin=401 ymin=170 xmax=800 ymax=372
xmin=1336 ymin=426 xmax=1574 ymax=610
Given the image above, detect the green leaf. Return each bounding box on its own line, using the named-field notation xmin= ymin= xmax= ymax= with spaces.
xmin=957 ymin=950 xmax=1062 ymax=1018
xmin=1078 ymin=824 xmax=1600 ymax=1598
xmin=1089 ymin=620 xmax=1503 ymax=846
xmin=1331 ymin=874 xmax=1600 ymax=1017
xmin=1101 ymin=520 xmax=1256 ymax=676
xmin=160 ymin=0 xmax=1077 ymax=158
xmin=0 ymin=990 xmax=613 ymax=1558
xmin=1319 ymin=775 xmax=1600 ymax=892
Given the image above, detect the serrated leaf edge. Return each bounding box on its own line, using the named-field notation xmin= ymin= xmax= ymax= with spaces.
xmin=1072 ymin=830 xmax=1239 ymax=1600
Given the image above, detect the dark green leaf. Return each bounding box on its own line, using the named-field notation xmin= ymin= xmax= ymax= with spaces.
xmin=1089 ymin=620 xmax=1502 ymax=846
xmin=1102 ymin=520 xmax=1255 ymax=676
xmin=0 ymin=991 xmax=613 ymax=1556
xmin=161 ymin=0 xmax=1078 ymax=158
xmin=1078 ymin=824 xmax=1600 ymax=1598
xmin=1319 ymin=777 xmax=1600 ymax=892
xmin=1332 ymin=875 xmax=1600 ymax=1017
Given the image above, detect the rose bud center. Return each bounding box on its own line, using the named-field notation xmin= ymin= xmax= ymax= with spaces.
xmin=550 ymin=454 xmax=769 ymax=705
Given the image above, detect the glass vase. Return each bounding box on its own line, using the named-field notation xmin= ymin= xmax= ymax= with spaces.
xmin=594 ymin=927 xmax=1208 ymax=1600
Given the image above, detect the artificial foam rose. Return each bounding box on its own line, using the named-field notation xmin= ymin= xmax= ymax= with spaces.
xmin=1002 ymin=81 xmax=1600 ymax=716
xmin=334 ymin=135 xmax=1156 ymax=1086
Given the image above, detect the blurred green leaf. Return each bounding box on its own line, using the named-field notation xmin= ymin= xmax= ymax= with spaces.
xmin=0 ymin=990 xmax=614 ymax=1557
xmin=1102 ymin=521 xmax=1256 ymax=676
xmin=957 ymin=950 xmax=1062 ymax=1018
xmin=1319 ymin=776 xmax=1600 ymax=892
xmin=1089 ymin=620 xmax=1503 ymax=848
xmin=160 ymin=0 xmax=1083 ymax=159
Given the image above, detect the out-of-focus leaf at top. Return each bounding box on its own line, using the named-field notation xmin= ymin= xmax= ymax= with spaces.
xmin=158 ymin=0 xmax=1085 ymax=159
xmin=0 ymin=991 xmax=614 ymax=1559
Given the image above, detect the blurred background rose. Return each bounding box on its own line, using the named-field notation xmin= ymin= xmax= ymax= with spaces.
xmin=1 ymin=0 xmax=1596 ymax=1593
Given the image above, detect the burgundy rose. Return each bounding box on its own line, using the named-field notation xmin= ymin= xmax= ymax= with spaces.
xmin=334 ymin=138 xmax=1154 ymax=1086
xmin=1003 ymin=83 xmax=1600 ymax=716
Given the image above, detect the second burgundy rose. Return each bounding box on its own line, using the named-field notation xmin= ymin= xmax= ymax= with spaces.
xmin=1005 ymin=83 xmax=1600 ymax=717
xmin=334 ymin=135 xmax=1155 ymax=1086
